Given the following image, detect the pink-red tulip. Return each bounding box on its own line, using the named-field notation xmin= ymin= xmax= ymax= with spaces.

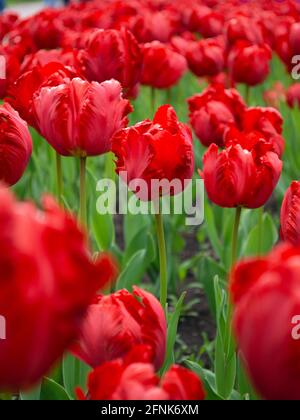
xmin=33 ymin=78 xmax=132 ymax=157
xmin=280 ymin=181 xmax=300 ymax=246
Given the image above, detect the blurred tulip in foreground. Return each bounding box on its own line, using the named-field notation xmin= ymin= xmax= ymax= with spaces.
xmin=77 ymin=345 xmax=205 ymax=400
xmin=72 ymin=287 xmax=167 ymax=371
xmin=0 ymin=187 xmax=116 ymax=391
xmin=230 ymin=244 xmax=300 ymax=400
xmin=0 ymin=103 xmax=32 ymax=186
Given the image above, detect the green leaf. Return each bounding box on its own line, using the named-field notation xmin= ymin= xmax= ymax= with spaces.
xmin=20 ymin=383 xmax=42 ymax=401
xmin=62 ymin=353 xmax=91 ymax=400
xmin=204 ymin=202 xmax=222 ymax=260
xmin=161 ymin=292 xmax=186 ymax=375
xmin=92 ymin=211 xmax=115 ymax=251
xmin=40 ymin=378 xmax=70 ymax=401
xmin=243 ymin=212 xmax=278 ymax=257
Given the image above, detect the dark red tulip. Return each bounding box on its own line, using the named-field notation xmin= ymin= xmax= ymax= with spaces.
xmin=280 ymin=181 xmax=300 ymax=246
xmin=141 ymin=41 xmax=187 ymax=89
xmin=230 ymin=244 xmax=300 ymax=400
xmin=202 ymin=134 xmax=282 ymax=209
xmin=0 ymin=187 xmax=116 ymax=391
xmin=72 ymin=287 xmax=167 ymax=370
xmin=79 ymin=28 xmax=142 ymax=96
xmin=0 ymin=103 xmax=32 ymax=186
xmin=188 ymin=84 xmax=246 ymax=148
xmin=186 ymin=37 xmax=225 ymax=78
xmin=112 ymin=105 xmax=194 ymax=201
xmin=33 ymin=78 xmax=132 ymax=157
xmin=77 ymin=345 xmax=206 ymax=400
xmin=228 ymin=41 xmax=272 ymax=86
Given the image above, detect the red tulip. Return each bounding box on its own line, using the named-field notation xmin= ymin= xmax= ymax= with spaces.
xmin=20 ymin=49 xmax=81 ymax=75
xmin=186 ymin=37 xmax=225 ymax=78
xmin=184 ymin=5 xmax=223 ymax=38
xmin=225 ymin=15 xmax=264 ymax=47
xmin=280 ymin=181 xmax=300 ymax=246
xmin=289 ymin=22 xmax=300 ymax=56
xmin=77 ymin=345 xmax=206 ymax=400
xmin=0 ymin=187 xmax=116 ymax=391
xmin=0 ymin=45 xmax=21 ymax=99
xmin=0 ymin=103 xmax=32 ymax=186
xmin=228 ymin=41 xmax=272 ymax=86
xmin=188 ymin=84 xmax=246 ymax=148
xmin=79 ymin=28 xmax=142 ymax=97
xmin=202 ymin=134 xmax=282 ymax=209
xmin=230 ymin=244 xmax=300 ymax=400
xmin=6 ymin=62 xmax=77 ymax=127
xmin=112 ymin=105 xmax=194 ymax=201
xmin=141 ymin=41 xmax=187 ymax=89
xmin=72 ymin=287 xmax=167 ymax=371
xmin=33 ymin=78 xmax=132 ymax=157
xmin=242 ymin=107 xmax=285 ymax=156
xmin=263 ymin=82 xmax=286 ymax=110
xmin=287 ymin=84 xmax=300 ymax=108
xmin=0 ymin=12 xmax=19 ymax=42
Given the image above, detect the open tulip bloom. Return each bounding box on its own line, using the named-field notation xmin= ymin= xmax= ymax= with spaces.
xmin=1 ymin=0 xmax=300 ymax=403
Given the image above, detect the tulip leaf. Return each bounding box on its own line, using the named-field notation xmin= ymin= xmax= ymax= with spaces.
xmin=20 ymin=383 xmax=42 ymax=401
xmin=161 ymin=292 xmax=186 ymax=375
xmin=40 ymin=378 xmax=70 ymax=401
xmin=62 ymin=353 xmax=91 ymax=400
xmin=92 ymin=211 xmax=115 ymax=251
xmin=204 ymin=202 xmax=223 ymax=260
xmin=242 ymin=212 xmax=278 ymax=257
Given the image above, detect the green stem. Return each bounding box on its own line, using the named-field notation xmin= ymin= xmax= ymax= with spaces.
xmin=257 ymin=207 xmax=264 ymax=256
xmin=79 ymin=157 xmax=87 ymax=227
xmin=231 ymin=206 xmax=242 ymax=267
xmin=151 ymin=87 xmax=156 ymax=117
xmin=155 ymin=205 xmax=168 ymax=312
xmin=0 ymin=393 xmax=12 ymax=400
xmin=56 ymin=153 xmax=63 ymax=206
xmin=245 ymin=85 xmax=250 ymax=105
xmin=166 ymin=88 xmax=172 ymax=104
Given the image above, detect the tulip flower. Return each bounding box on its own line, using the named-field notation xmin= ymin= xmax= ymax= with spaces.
xmin=230 ymin=244 xmax=300 ymax=400
xmin=202 ymin=134 xmax=282 ymax=210
xmin=77 ymin=345 xmax=206 ymax=400
xmin=72 ymin=287 xmax=167 ymax=370
xmin=186 ymin=37 xmax=225 ymax=78
xmin=6 ymin=62 xmax=77 ymax=127
xmin=242 ymin=107 xmax=285 ymax=156
xmin=20 ymin=49 xmax=81 ymax=75
xmin=225 ymin=15 xmax=264 ymax=47
xmin=228 ymin=41 xmax=272 ymax=86
xmin=79 ymin=28 xmax=142 ymax=97
xmin=112 ymin=105 xmax=194 ymax=310
xmin=280 ymin=181 xmax=300 ymax=246
xmin=0 ymin=187 xmax=116 ymax=391
xmin=0 ymin=103 xmax=32 ymax=186
xmin=188 ymin=84 xmax=246 ymax=148
xmin=287 ymin=84 xmax=300 ymax=108
xmin=263 ymin=82 xmax=286 ymax=109
xmin=33 ymin=77 xmax=132 ymax=224
xmin=141 ymin=41 xmax=187 ymax=90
